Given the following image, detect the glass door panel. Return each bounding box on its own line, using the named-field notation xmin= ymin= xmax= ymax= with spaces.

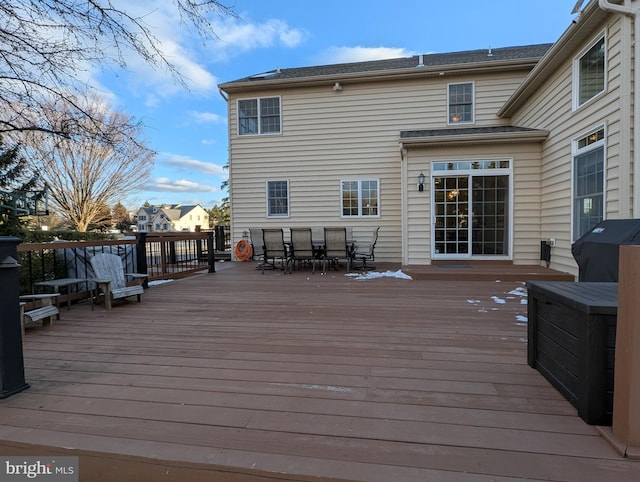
xmin=471 ymin=175 xmax=509 ymax=255
xmin=433 ymin=176 xmax=469 ymax=256
xmin=433 ymin=173 xmax=509 ymax=258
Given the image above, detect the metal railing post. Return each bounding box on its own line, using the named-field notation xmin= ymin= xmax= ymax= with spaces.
xmin=207 ymin=231 xmax=216 ymax=273
xmin=135 ymin=232 xmax=149 ymax=288
xmin=215 ymin=225 xmax=225 ymax=252
xmin=0 ymin=237 xmax=30 ymax=398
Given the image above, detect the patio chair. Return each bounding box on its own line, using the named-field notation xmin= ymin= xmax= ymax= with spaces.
xmin=322 ymin=227 xmax=352 ymax=274
xmin=90 ymin=253 xmax=147 ymax=309
xmin=249 ymin=227 xmax=265 ymax=261
xmin=288 ymin=227 xmax=319 ymax=273
xmin=352 ymin=226 xmax=380 ymax=271
xmin=261 ymin=228 xmax=291 ymax=274
xmin=249 ymin=227 xmax=270 ymax=270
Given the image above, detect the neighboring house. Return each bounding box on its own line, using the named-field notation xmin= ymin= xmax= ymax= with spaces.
xmin=218 ymin=0 xmax=637 ymax=277
xmin=135 ymin=204 xmax=209 ymax=233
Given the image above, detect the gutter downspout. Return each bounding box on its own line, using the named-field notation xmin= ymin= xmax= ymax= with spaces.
xmin=598 ymin=0 xmax=640 ymax=216
xmin=218 ymin=87 xmax=234 ymax=249
xmin=399 ymin=146 xmax=410 ymax=266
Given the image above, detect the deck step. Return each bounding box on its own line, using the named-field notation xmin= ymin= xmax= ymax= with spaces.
xmin=403 ymin=264 xmax=575 ymax=282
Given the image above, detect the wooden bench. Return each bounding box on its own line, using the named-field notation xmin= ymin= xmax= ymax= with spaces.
xmin=19 ymin=293 xmax=61 ymax=335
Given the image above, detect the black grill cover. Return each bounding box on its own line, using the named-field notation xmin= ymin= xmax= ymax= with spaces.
xmin=572 ymin=219 xmax=640 ymax=281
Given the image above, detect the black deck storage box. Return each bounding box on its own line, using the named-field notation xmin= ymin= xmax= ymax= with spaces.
xmin=572 ymin=219 xmax=640 ymax=281
xmin=526 ymin=281 xmax=617 ymax=425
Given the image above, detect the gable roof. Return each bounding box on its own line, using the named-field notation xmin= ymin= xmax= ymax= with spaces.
xmin=219 ymin=44 xmax=553 ymax=93
xmin=137 ymin=204 xmax=203 ymax=220
xmin=499 ymin=0 xmax=608 ymax=117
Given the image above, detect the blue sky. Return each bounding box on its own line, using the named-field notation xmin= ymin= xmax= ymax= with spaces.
xmin=96 ymin=0 xmax=580 ymax=211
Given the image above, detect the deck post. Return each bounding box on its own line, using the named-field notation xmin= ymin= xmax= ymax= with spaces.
xmin=215 ymin=225 xmax=225 ymax=253
xmin=600 ymin=245 xmax=640 ymax=459
xmin=207 ymin=230 xmax=216 ymax=273
xmin=0 ymin=236 xmax=30 ymax=398
xmin=135 ymin=232 xmax=149 ymax=288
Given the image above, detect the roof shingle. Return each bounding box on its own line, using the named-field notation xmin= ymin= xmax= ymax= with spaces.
xmin=221 ymin=44 xmax=553 ymax=86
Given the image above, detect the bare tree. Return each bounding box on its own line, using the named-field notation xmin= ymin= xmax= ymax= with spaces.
xmin=0 ymin=0 xmax=236 ymax=137
xmin=20 ymin=95 xmax=154 ymax=231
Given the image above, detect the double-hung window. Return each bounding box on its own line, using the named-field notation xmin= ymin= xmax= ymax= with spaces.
xmin=238 ymin=97 xmax=281 ymax=135
xmin=267 ymin=180 xmax=289 ymax=217
xmin=573 ymin=126 xmax=605 ymax=240
xmin=341 ymin=180 xmax=379 ymax=217
xmin=448 ymin=82 xmax=474 ymax=124
xmin=574 ymin=35 xmax=606 ymax=109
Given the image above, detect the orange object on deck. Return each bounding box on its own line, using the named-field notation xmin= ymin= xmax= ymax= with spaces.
xmin=233 ymin=240 xmax=252 ymax=261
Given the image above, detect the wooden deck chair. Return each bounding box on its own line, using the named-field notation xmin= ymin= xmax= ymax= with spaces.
xmin=90 ymin=253 xmax=147 ymax=309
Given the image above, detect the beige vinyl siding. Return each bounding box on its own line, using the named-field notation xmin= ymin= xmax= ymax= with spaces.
xmin=511 ymin=16 xmax=625 ymax=276
xmin=403 ymin=143 xmax=542 ymax=266
xmin=228 ymin=70 xmax=532 ymax=262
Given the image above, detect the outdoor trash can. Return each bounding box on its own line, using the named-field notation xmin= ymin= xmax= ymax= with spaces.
xmin=526 ymin=281 xmax=617 ymax=425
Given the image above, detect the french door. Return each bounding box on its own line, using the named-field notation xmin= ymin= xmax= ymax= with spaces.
xmin=433 ymin=174 xmax=510 ymax=258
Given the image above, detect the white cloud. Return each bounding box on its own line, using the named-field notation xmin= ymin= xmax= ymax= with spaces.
xmin=201 ymin=139 xmax=217 ymax=145
xmin=99 ymin=1 xmax=218 ymax=98
xmin=123 ymin=36 xmax=218 ymax=97
xmin=318 ymin=46 xmax=415 ymax=64
xmin=209 ymin=17 xmax=306 ymax=60
xmin=91 ymin=4 xmax=304 ymax=101
xmin=189 ymin=111 xmax=226 ymax=124
xmin=147 ymin=177 xmax=219 ymax=193
xmin=157 ymin=152 xmax=226 ymax=175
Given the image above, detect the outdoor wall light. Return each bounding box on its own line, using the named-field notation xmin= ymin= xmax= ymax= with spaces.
xmin=418 ymin=172 xmax=425 ymax=192
xmin=333 ymin=82 xmax=342 ymax=91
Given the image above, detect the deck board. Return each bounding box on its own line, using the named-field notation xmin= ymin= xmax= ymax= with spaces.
xmin=2 ymin=261 xmax=638 ymax=481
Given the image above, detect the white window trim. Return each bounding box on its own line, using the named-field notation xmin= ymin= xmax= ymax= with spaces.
xmin=429 ymin=158 xmax=513 ymax=261
xmin=340 ymin=178 xmax=381 ymax=218
xmin=447 ymin=82 xmax=475 ymax=125
xmin=237 ymin=96 xmax=282 ymax=136
xmin=266 ymin=179 xmax=290 ymax=218
xmin=572 ymin=32 xmax=606 ymax=111
xmin=570 ymin=124 xmax=607 ymax=242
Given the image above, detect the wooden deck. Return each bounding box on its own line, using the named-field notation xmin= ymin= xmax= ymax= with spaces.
xmin=2 ymin=261 xmax=638 ymax=481
xmin=403 ymin=260 xmax=575 ymax=282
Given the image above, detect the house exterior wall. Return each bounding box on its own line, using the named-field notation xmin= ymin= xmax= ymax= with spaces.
xmin=135 ymin=205 xmax=209 ymax=232
xmin=172 ymin=205 xmax=210 ymax=232
xmin=135 ymin=208 xmax=152 ymax=232
xmin=151 ymin=212 xmax=167 ymax=231
xmin=403 ymin=142 xmax=543 ymax=266
xmin=227 ymin=70 xmax=534 ymax=260
xmin=510 ymin=14 xmax=627 ymax=276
